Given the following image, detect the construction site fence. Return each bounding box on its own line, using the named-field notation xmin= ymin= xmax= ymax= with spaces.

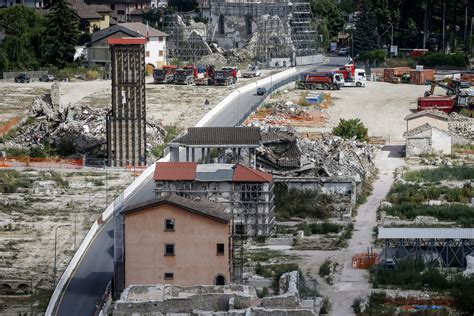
xmin=0 ymin=157 xmax=148 ymax=174
xmin=2 ymin=70 xmax=48 ymax=80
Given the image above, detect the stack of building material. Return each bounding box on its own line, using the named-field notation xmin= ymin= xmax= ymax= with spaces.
xmin=409 ymin=69 xmax=435 ymax=85
xmin=383 ymin=67 xmax=411 ymax=82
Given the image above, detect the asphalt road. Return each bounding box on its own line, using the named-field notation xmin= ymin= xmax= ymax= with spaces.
xmin=53 ymin=56 xmax=346 ymax=316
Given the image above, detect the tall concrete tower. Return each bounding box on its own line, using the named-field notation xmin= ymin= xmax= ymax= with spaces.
xmin=107 ymin=37 xmax=147 ymax=167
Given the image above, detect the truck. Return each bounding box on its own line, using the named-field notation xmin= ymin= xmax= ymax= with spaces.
xmin=214 ymin=68 xmax=237 ymax=86
xmin=335 ymin=63 xmax=366 ymax=87
xmin=241 ymin=65 xmax=261 ymax=78
xmin=297 ymin=72 xmax=344 ymax=90
xmin=174 ymin=65 xmax=197 ymax=85
xmin=153 ymin=65 xmax=176 ymax=84
xmin=195 ymin=65 xmax=215 ymax=86
xmin=417 ymin=96 xmax=455 ymax=113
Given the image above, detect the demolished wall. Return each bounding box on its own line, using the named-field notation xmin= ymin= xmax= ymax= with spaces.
xmin=4 ymin=83 xmax=165 ymax=159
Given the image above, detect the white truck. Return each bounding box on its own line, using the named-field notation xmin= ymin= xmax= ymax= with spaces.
xmin=342 ymin=69 xmax=367 ymax=87
xmin=241 ymin=65 xmax=261 ymax=78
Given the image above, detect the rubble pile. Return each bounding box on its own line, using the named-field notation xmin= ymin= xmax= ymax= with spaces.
xmin=246 ymin=101 xmax=326 ymax=127
xmin=448 ymin=112 xmax=474 ymax=140
xmin=257 ymin=126 xmax=375 ymax=182
xmin=5 ymin=83 xmax=166 ymax=157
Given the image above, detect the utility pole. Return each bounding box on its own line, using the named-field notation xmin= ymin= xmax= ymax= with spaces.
xmin=53 ymin=224 xmax=71 ymax=285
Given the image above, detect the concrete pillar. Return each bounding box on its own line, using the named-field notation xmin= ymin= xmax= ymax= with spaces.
xmin=170 ymin=147 xmax=179 ymax=162
xmin=232 ymin=148 xmax=236 ymax=163
xmin=201 ymin=148 xmax=205 ymax=163
xmin=206 ymin=148 xmax=211 ymax=163
xmin=186 ymin=147 xmax=189 ymax=162
xmin=192 ymin=148 xmax=195 ymax=162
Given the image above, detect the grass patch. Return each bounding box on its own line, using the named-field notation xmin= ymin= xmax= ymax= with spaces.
xmin=299 ymin=222 xmax=342 ymax=236
xmin=246 ymin=249 xmax=287 ymax=263
xmin=371 ymin=259 xmax=449 ymax=291
xmin=404 ymin=166 xmax=474 ymax=182
xmin=385 ymin=203 xmax=474 ymax=227
xmin=275 ymin=184 xmax=335 ymax=220
xmin=0 ymin=170 xmax=33 ymax=193
xmin=387 ymin=182 xmax=473 ymax=204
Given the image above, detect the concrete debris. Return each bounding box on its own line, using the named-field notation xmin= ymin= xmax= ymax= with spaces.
xmin=247 ymin=101 xmax=326 ymax=127
xmin=5 ymin=83 xmax=165 ymax=157
xmin=448 ymin=112 xmax=474 ymax=140
xmin=463 ymin=255 xmax=474 ymax=276
xmin=257 ymin=126 xmax=375 ymax=182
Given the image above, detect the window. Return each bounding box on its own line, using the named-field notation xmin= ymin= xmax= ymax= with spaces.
xmin=159 ymin=50 xmax=164 ymax=57
xmin=216 ymin=243 xmax=225 ymax=255
xmin=164 ymin=272 xmax=174 ymax=280
xmin=159 ymin=36 xmax=163 ymax=42
xmin=165 ymin=244 xmax=175 ymax=256
xmin=145 ymin=51 xmax=150 ymax=57
xmin=215 ymin=274 xmax=225 ymax=285
xmin=117 ymin=10 xmax=125 ymax=15
xmin=164 ymin=219 xmax=175 ymax=231
xmin=110 ymin=3 xmax=115 ymax=10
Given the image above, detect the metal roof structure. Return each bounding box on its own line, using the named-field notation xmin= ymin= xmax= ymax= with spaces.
xmin=378 ymin=227 xmax=474 ymax=240
xmin=172 ymin=127 xmax=261 ymax=147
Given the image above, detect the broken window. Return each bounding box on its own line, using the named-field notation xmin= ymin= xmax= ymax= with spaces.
xmin=219 ymin=15 xmax=225 ymax=34
xmin=216 ymin=243 xmax=225 ymax=255
xmin=240 ymin=183 xmax=263 ymax=204
xmin=164 ymin=272 xmax=174 ymax=280
xmin=164 ymin=219 xmax=175 ymax=231
xmin=235 ymin=224 xmax=245 ymax=235
xmin=164 ymin=244 xmax=175 ymax=256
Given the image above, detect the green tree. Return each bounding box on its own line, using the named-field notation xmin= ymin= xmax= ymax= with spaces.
xmin=168 ymin=0 xmax=197 ymax=12
xmin=0 ymin=5 xmax=44 ymax=70
xmin=352 ymin=0 xmax=379 ymax=54
xmin=451 ymin=276 xmax=474 ymax=315
xmin=310 ymin=0 xmax=345 ymax=41
xmin=332 ymin=118 xmax=368 ymax=141
xmin=42 ymin=0 xmax=80 ymax=68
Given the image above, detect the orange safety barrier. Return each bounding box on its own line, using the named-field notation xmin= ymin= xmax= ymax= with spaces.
xmin=125 ymin=165 xmax=147 ymax=176
xmin=352 ymin=253 xmax=378 ymax=269
xmin=0 ymin=157 xmax=83 ymax=168
xmin=0 ymin=116 xmax=22 ymax=136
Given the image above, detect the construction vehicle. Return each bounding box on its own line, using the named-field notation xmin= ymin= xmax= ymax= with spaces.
xmin=417 ymin=96 xmax=455 ymax=113
xmin=297 ymin=72 xmax=344 ymax=90
xmin=174 ymin=65 xmax=197 ymax=85
xmin=214 ymin=68 xmax=237 ymax=86
xmin=424 ymin=78 xmax=463 ymax=97
xmin=195 ymin=65 xmax=215 ymax=85
xmin=241 ymin=65 xmax=261 ymax=78
xmin=335 ymin=58 xmax=366 ymax=87
xmin=153 ymin=65 xmax=176 ymax=84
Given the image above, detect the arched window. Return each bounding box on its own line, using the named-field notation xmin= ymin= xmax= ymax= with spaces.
xmin=214 ymin=274 xmax=225 ymax=285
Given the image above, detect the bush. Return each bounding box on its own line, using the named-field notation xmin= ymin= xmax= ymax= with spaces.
xmin=418 ymin=52 xmax=469 ymax=68
xmin=450 ymin=275 xmax=474 ymax=315
xmin=332 ymin=118 xmax=368 ymax=142
xmin=308 ymin=222 xmax=342 ymax=234
xmin=256 ymin=287 xmax=269 ymax=298
xmin=320 ymin=297 xmax=331 ymax=314
xmin=404 ymin=165 xmax=474 ymax=182
xmin=319 ymin=258 xmax=331 ymax=277
xmin=385 ymin=203 xmax=474 ymax=226
xmin=0 ymin=170 xmax=32 ymax=193
xmin=275 ymin=185 xmax=335 ymax=220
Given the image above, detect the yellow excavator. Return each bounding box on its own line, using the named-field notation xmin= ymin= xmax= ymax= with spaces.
xmin=424 ymin=78 xmax=462 ymax=97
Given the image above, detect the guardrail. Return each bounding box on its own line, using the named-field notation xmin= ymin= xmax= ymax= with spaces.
xmin=46 ymin=55 xmax=324 ymax=316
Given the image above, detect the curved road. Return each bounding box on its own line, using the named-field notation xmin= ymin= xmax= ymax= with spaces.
xmin=53 ymin=56 xmax=347 ymax=316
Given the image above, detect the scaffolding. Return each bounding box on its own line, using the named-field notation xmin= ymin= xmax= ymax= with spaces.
xmin=290 ymin=0 xmax=318 ymax=57
xmin=163 ymin=13 xmax=212 ymax=63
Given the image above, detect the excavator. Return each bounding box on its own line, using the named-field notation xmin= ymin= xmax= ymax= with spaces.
xmin=424 ymin=78 xmax=463 ymax=97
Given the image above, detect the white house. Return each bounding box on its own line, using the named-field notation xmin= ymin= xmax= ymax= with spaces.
xmin=405 ymin=123 xmax=452 ymax=157
xmin=87 ymin=22 xmax=168 ymax=70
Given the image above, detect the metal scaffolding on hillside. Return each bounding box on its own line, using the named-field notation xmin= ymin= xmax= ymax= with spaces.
xmin=290 ymin=0 xmax=319 ymax=57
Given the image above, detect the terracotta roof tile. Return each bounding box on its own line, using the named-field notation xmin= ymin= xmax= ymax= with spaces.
xmin=123 ymin=194 xmax=231 ymax=223
xmin=153 ymin=162 xmax=197 ymax=181
xmin=232 ymin=164 xmax=272 ymax=182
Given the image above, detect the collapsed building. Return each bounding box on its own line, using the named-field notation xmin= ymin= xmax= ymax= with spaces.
xmin=3 ymin=82 xmax=165 ymax=160
xmin=257 ymin=126 xmax=375 ymax=206
xmin=164 ymin=0 xmax=318 ymax=65
xmin=108 ymin=271 xmax=323 ymax=315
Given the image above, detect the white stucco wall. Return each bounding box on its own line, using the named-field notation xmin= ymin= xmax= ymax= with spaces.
xmin=431 ymin=128 xmax=452 ymax=155
xmin=145 ymin=37 xmax=167 ymax=68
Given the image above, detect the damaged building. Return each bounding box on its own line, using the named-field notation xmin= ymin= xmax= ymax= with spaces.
xmin=153 ymin=162 xmax=274 ymax=238
xmin=256 ymin=126 xmax=375 ymax=206
xmin=165 ymin=0 xmax=318 ymax=64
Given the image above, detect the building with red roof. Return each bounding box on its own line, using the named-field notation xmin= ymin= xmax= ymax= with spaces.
xmin=153 ymin=162 xmax=274 ymax=238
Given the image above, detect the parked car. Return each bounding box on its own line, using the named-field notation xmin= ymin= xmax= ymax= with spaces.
xmin=15 ymin=74 xmax=30 ymax=83
xmin=256 ymin=87 xmax=267 ymax=95
xmin=39 ymin=74 xmax=55 ymax=82
xmin=338 ymin=47 xmax=350 ymax=56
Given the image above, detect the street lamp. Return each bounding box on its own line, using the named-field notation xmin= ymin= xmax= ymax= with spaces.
xmin=53 ymin=224 xmax=71 ymax=285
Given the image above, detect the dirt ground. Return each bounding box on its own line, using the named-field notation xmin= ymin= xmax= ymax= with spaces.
xmin=268 ymin=82 xmax=429 ymax=140
xmin=0 ymin=168 xmax=135 ymax=313
xmin=0 ymin=69 xmax=282 ymax=131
